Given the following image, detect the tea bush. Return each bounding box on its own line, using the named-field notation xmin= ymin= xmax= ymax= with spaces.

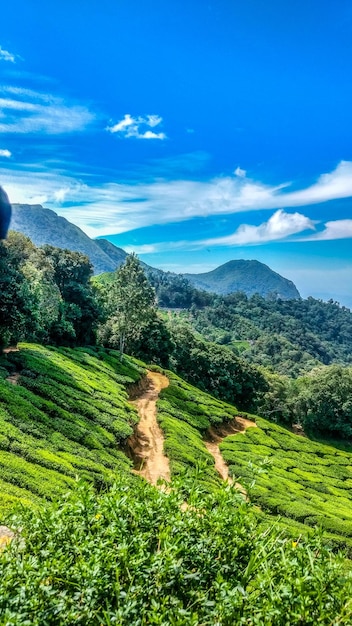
xmin=0 ymin=344 xmax=144 ymax=516
xmin=1 ymin=477 xmax=352 ymax=625
xmin=220 ymin=416 xmax=352 ymax=544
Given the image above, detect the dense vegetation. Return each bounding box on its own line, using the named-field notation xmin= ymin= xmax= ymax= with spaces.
xmin=1 ymin=477 xmax=352 ymax=625
xmin=0 ymin=233 xmax=102 ymax=348
xmin=5 ymin=232 xmax=352 ymax=440
xmin=183 ymin=291 xmax=352 ymax=375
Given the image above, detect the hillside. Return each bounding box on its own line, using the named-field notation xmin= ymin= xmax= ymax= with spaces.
xmin=10 ymin=204 xmax=127 ymax=274
xmin=185 ymin=259 xmax=300 ymax=299
xmin=183 ymin=292 xmax=352 ymax=376
xmin=1 ymin=344 xmax=352 ymax=622
xmin=0 ymin=344 xmax=142 ymax=513
xmin=0 ymin=344 xmax=352 ymax=550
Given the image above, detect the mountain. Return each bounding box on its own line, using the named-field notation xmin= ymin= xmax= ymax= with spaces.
xmin=10 ymin=204 xmax=299 ymax=299
xmin=185 ymin=260 xmax=300 ymax=299
xmin=10 ymin=204 xmax=127 ymax=275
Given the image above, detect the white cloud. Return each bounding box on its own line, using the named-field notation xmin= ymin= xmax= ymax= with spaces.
xmin=107 ymin=113 xmax=166 ymax=139
xmin=124 ymin=243 xmax=158 ymax=254
xmin=200 ymin=210 xmax=316 ymax=246
xmin=234 ymin=166 xmax=246 ymax=178
xmin=0 ymin=86 xmax=96 ymax=134
xmin=300 ymin=219 xmax=352 ymax=241
xmin=0 ymin=149 xmax=12 ymax=158
xmin=3 ymin=160 xmax=352 ymax=239
xmin=0 ymin=46 xmax=16 ymax=63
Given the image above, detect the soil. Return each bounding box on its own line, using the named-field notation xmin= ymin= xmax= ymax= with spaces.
xmin=205 ymin=416 xmax=257 ymax=498
xmin=127 ymin=371 xmax=171 ymax=486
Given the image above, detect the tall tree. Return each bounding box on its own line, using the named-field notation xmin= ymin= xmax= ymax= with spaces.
xmin=0 ymin=239 xmax=34 ymax=350
xmin=41 ymin=246 xmax=101 ymax=345
xmin=99 ymin=254 xmax=156 ymax=358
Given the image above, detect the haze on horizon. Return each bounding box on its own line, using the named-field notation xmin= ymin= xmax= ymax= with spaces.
xmin=1 ymin=0 xmax=352 ymax=306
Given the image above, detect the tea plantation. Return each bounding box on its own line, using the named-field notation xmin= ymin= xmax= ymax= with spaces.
xmin=221 ymin=417 xmax=352 ymax=548
xmin=1 ymin=345 xmax=352 ymax=622
xmin=0 ymin=344 xmax=143 ymax=515
xmin=2 ymin=477 xmax=352 ymax=625
xmin=157 ymin=371 xmax=241 ymax=483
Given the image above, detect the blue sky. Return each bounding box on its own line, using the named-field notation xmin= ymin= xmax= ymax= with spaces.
xmin=1 ymin=0 xmax=352 ymax=304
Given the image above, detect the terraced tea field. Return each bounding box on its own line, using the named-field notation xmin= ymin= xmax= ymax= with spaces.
xmin=0 ymin=344 xmax=143 ymax=514
xmin=221 ymin=417 xmax=352 ymax=547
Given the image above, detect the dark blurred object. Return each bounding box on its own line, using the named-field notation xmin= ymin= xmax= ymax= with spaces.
xmin=0 ymin=186 xmax=12 ymax=239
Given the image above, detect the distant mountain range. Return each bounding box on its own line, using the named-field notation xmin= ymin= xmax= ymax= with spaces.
xmin=10 ymin=204 xmax=300 ymax=300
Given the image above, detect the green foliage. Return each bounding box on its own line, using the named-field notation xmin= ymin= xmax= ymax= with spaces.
xmin=149 ymin=270 xmax=213 ymax=308
xmin=167 ymin=321 xmax=268 ymax=411
xmin=98 ymin=254 xmax=156 ymax=357
xmin=1 ymin=478 xmax=352 ymax=625
xmin=220 ymin=416 xmax=352 ymax=544
xmin=0 ymin=234 xmax=102 ymax=349
xmin=0 ymin=344 xmax=144 ymax=516
xmin=40 ymin=244 xmax=102 ymax=345
xmin=0 ymin=237 xmax=37 ymax=349
xmin=294 ymin=365 xmax=352 ymax=437
xmin=185 ymin=291 xmax=352 ymax=376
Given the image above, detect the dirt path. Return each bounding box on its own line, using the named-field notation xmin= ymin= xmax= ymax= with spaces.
xmin=128 ymin=371 xmax=170 ymax=486
xmin=3 ymin=346 xmax=19 ymax=353
xmin=205 ymin=416 xmax=257 ymax=497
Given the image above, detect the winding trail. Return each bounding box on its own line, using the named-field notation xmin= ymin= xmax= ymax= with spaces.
xmin=205 ymin=416 xmax=257 ymax=497
xmin=128 ymin=371 xmax=170 ymax=486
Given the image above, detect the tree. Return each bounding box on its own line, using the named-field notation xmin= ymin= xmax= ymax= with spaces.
xmin=41 ymin=246 xmax=101 ymax=345
xmin=99 ymin=254 xmax=156 ymax=359
xmin=0 ymin=238 xmax=38 ymax=350
xmin=294 ymin=365 xmax=352 ymax=438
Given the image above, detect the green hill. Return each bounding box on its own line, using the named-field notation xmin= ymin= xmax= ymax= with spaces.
xmin=185 ymin=259 xmax=300 ymax=299
xmin=1 ymin=344 xmax=352 ymax=550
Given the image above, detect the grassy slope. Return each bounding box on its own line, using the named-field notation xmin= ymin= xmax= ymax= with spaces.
xmin=0 ymin=344 xmax=143 ymax=517
xmin=157 ymin=370 xmax=240 ymax=485
xmin=220 ymin=417 xmax=352 ymax=548
xmin=1 ymin=344 xmax=352 ymax=551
